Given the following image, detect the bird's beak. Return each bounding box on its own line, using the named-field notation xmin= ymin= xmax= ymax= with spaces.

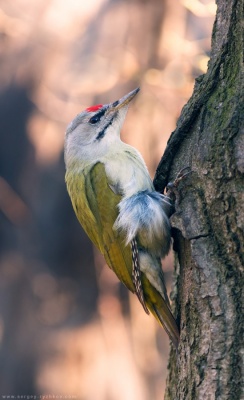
xmin=108 ymin=87 xmax=140 ymax=113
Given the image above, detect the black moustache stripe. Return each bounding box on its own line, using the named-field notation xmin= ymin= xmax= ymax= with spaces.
xmin=95 ymin=116 xmax=115 ymax=141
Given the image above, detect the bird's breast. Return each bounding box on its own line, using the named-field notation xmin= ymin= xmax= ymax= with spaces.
xmin=104 ymin=149 xmax=153 ymax=197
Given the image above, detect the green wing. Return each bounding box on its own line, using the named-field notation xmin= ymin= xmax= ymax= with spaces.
xmin=65 ymin=162 xmax=134 ymax=292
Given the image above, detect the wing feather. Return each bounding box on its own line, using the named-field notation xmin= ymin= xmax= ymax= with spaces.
xmin=66 ymin=162 xmax=134 ymax=292
xmin=65 ymin=169 xmax=101 ymax=249
xmin=89 ymin=163 xmax=134 ymax=291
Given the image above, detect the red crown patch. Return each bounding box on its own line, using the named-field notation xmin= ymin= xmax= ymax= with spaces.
xmin=86 ymin=104 xmax=103 ymax=112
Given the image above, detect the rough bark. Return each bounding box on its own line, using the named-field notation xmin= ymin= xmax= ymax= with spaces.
xmin=153 ymin=0 xmax=244 ymax=399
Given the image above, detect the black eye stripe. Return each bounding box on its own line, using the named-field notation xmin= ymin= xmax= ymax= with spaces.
xmin=89 ymin=108 xmax=106 ymax=124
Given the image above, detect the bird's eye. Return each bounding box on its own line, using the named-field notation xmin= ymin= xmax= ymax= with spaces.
xmin=89 ymin=115 xmax=100 ymax=124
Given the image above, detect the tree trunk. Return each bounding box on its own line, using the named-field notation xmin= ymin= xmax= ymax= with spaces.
xmin=153 ymin=0 xmax=244 ymax=399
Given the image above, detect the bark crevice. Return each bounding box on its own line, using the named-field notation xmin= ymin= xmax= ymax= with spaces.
xmin=157 ymin=0 xmax=243 ymax=398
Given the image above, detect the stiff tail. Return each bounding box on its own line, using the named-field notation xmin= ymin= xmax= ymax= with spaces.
xmin=150 ymin=303 xmax=180 ymax=349
xmin=141 ymin=272 xmax=180 ymax=349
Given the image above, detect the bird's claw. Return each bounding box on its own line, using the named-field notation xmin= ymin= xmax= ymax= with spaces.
xmin=166 ymin=167 xmax=191 ymax=191
xmin=166 ymin=167 xmax=191 ymax=205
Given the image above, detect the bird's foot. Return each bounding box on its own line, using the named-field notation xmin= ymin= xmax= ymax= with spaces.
xmin=166 ymin=167 xmax=191 ymax=206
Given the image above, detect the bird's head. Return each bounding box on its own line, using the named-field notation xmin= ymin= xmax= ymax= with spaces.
xmin=64 ymin=88 xmax=140 ymax=167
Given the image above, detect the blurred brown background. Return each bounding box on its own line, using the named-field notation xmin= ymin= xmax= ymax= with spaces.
xmin=0 ymin=0 xmax=214 ymax=398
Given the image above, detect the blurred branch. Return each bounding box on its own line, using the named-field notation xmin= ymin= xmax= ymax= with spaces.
xmin=0 ymin=177 xmax=30 ymax=225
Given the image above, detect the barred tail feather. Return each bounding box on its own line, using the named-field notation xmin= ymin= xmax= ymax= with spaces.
xmin=131 ymin=239 xmax=149 ymax=314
